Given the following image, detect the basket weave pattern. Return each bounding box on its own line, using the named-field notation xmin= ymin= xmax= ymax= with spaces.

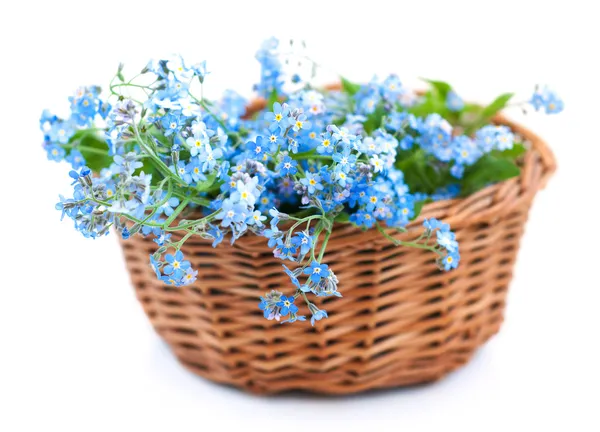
xmin=120 ymin=115 xmax=555 ymax=395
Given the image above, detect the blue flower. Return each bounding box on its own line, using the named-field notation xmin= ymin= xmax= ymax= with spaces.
xmin=309 ymin=306 xmax=328 ymax=326
xmin=247 ymin=136 xmax=267 ymax=159
xmin=153 ymin=231 xmax=172 ymax=246
xmin=121 ymin=227 xmax=131 ymax=240
xmin=450 ymin=163 xmax=464 ymax=179
xmin=181 ymin=267 xmax=198 ymax=285
xmin=163 ymin=250 xmax=191 ymax=275
xmin=46 ymin=144 xmax=66 ymax=162
xmin=290 ymin=113 xmax=310 ymax=132
xmin=530 ymin=86 xmax=564 ymax=114
xmin=66 ymin=149 xmax=86 ymax=169
xmin=265 ymin=102 xmax=289 ymax=130
xmin=317 ymin=135 xmax=334 ymax=154
xmin=441 ymin=251 xmax=460 ymax=271
xmin=291 ymin=231 xmax=313 ymax=256
xmin=300 ymin=172 xmax=323 ymax=194
xmin=275 ymin=242 xmax=297 ymax=260
xmin=207 ymin=225 xmax=224 ymax=247
xmin=453 ymin=136 xmax=481 ymax=166
xmin=264 ymin=225 xmax=283 ymax=248
xmin=436 ymin=230 xmax=459 ymax=252
xmin=150 ymin=255 xmax=162 ymax=278
xmin=49 ymin=121 xmax=74 ymax=144
xmin=161 ymin=113 xmax=182 ymax=136
xmin=333 ymin=147 xmax=357 ymax=173
xmin=277 ymin=155 xmax=298 ymax=176
xmin=423 ymin=218 xmax=450 ymax=232
xmin=258 ymin=298 xmax=272 ymax=318
xmin=186 ymin=128 xmax=209 ymax=157
xmin=216 ymin=199 xmax=246 ymax=227
xmin=247 ymin=210 xmax=266 ymax=227
xmin=191 ymin=60 xmax=210 ymax=82
xmin=328 ymin=125 xmax=355 ymax=145
xmin=232 ymin=180 xmax=257 ymax=206
xmin=303 ymin=261 xmax=330 ymax=283
xmin=282 ymin=265 xmax=302 ymax=289
xmin=198 ymin=145 xmax=223 ymax=173
xmin=276 ymin=295 xmax=298 ymax=316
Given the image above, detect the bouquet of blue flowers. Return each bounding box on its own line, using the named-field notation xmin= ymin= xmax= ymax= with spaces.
xmin=42 ymin=38 xmax=562 ymax=325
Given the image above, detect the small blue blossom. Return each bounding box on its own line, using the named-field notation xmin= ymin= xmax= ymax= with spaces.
xmin=163 ymin=250 xmax=191 ymax=275
xmin=66 ymin=149 xmax=86 ymax=169
xmin=265 ymin=102 xmax=290 ymax=131
xmin=436 ymin=230 xmax=459 ymax=252
xmin=247 ymin=210 xmax=266 ymax=227
xmin=423 ymin=218 xmax=450 ymax=233
xmin=303 ymin=261 xmax=330 ymax=283
xmin=161 ymin=113 xmax=182 ymax=136
xmin=441 ymin=251 xmax=460 ymax=271
xmin=276 ymin=295 xmax=298 ymax=316
xmin=46 ymin=144 xmax=66 ymax=162
xmin=277 ymin=155 xmax=298 ymax=176
xmin=309 ymin=305 xmax=328 ymax=326
xmin=530 ymin=86 xmax=564 ymax=114
xmin=300 ymin=172 xmax=323 ymax=194
xmin=291 ymin=231 xmax=313 ymax=256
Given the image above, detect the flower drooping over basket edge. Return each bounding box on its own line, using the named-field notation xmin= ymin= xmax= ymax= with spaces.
xmin=42 ymin=38 xmax=563 ymax=325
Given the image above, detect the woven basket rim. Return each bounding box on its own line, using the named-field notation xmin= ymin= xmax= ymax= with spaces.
xmin=244 ymin=87 xmax=556 ymax=231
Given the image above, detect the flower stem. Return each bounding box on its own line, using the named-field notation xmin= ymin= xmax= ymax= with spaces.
xmin=318 ymin=230 xmax=331 ymax=261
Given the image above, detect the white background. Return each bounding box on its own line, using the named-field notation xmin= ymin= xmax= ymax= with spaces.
xmin=1 ymin=1 xmax=599 ymax=430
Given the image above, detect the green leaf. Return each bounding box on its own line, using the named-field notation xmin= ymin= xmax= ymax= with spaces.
xmin=195 ymin=173 xmax=217 ymax=192
xmin=481 ymin=92 xmax=514 ymax=119
xmin=423 ymin=78 xmax=452 ymax=99
xmin=335 ymin=212 xmax=351 ymax=223
xmin=77 ymin=134 xmax=112 ymax=173
xmin=396 ymin=149 xmax=453 ymax=195
xmin=266 ymin=89 xmax=279 ymax=111
xmin=492 ymin=143 xmax=526 ymax=160
xmin=117 ymin=63 xmax=125 ymax=82
xmin=341 ymin=77 xmax=361 ymax=96
xmin=140 ymin=157 xmax=159 ymax=184
xmin=363 ymin=105 xmax=386 ymax=134
xmin=461 ymin=154 xmax=520 ymax=196
xmin=411 ymin=199 xmax=432 ymax=221
xmin=409 ymin=79 xmax=455 ymax=121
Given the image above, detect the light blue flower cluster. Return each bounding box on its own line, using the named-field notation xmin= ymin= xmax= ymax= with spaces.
xmin=41 ymin=37 xmax=562 ymax=324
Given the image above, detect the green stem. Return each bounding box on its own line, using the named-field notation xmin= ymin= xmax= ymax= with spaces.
xmin=164 ymin=197 xmax=190 ymax=227
xmin=376 ymin=223 xmax=442 ymax=255
xmin=189 ymin=93 xmax=229 ymax=131
xmin=171 ymin=190 xmax=210 ymax=207
xmin=174 ymin=231 xmax=195 ymax=248
xmin=317 ymin=230 xmax=331 ymax=262
xmin=61 ymin=143 xmax=109 ymax=156
xmin=286 ymin=215 xmax=323 ymax=243
xmin=131 ymin=119 xmax=183 ymax=185
xmin=167 ymin=211 xmax=218 ymax=230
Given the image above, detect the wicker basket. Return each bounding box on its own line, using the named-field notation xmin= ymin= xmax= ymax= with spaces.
xmin=119 ymin=107 xmax=555 ymax=395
